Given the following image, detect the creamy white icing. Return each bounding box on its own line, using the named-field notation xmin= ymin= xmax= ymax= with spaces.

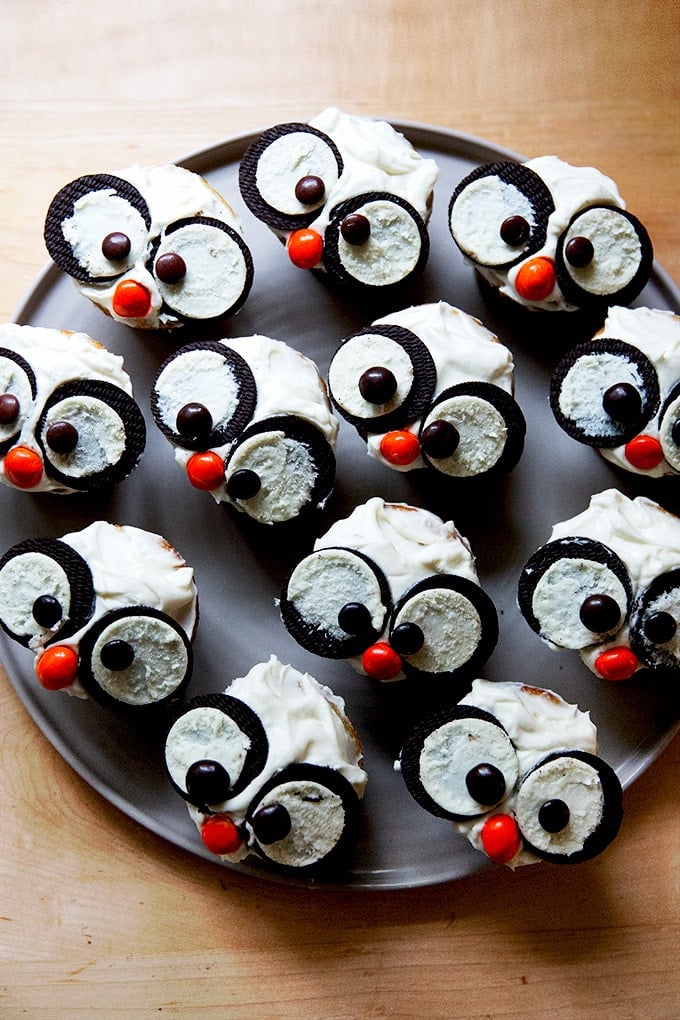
xmin=0 ymin=323 xmax=136 ymax=494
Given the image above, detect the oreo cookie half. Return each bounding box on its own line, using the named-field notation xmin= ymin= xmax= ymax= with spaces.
xmin=629 ymin=569 xmax=680 ymax=678
xmin=0 ymin=347 xmax=38 ymax=455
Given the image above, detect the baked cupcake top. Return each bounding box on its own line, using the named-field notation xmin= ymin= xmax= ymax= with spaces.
xmin=44 ymin=164 xmax=253 ymax=330
xmin=280 ymin=496 xmax=498 ymax=684
xmin=0 ymin=521 xmax=197 ymax=710
xmin=164 ymin=655 xmax=366 ymax=873
xmin=449 ymin=155 xmax=653 ymax=313
xmin=550 ymin=305 xmax=680 ymax=477
xmin=0 ymin=323 xmax=146 ymax=494
xmin=518 ymin=488 xmax=680 ymax=682
xmin=328 ymin=301 xmax=525 ymax=478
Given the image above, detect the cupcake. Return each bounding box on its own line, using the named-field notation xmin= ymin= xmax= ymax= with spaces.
xmin=328 ymin=301 xmax=526 ymax=478
xmin=280 ymin=497 xmax=498 ymax=684
xmin=44 ymin=164 xmax=254 ymax=330
xmin=0 ymin=323 xmax=145 ymax=493
xmin=518 ymin=488 xmax=680 ymax=682
xmin=164 ymin=655 xmax=366 ymax=874
xmin=550 ymin=306 xmax=680 ymax=478
xmin=448 ymin=155 xmax=653 ymax=314
xmin=238 ymin=107 xmax=439 ymax=295
xmin=151 ymin=334 xmax=338 ymax=525
xmin=398 ymin=678 xmax=623 ymax=867
xmin=0 ymin=522 xmax=197 ymax=712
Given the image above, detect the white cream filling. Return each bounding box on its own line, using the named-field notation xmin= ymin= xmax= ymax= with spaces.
xmin=336 ymin=200 xmax=422 ymax=285
xmin=421 ymin=395 xmax=507 ymax=476
xmin=166 ymin=707 xmax=251 ymax=799
xmin=328 ymin=331 xmax=415 ymax=419
xmin=393 ymin=586 xmax=482 ymax=672
xmin=558 ymin=351 xmax=646 ymax=439
xmin=286 ymin=547 xmax=387 ymax=639
xmin=515 ymin=756 xmax=604 ymax=856
xmin=40 ymin=397 xmax=126 ymax=477
xmin=449 ymin=175 xmax=536 ymax=266
xmin=255 ymin=130 xmax=340 ymax=216
xmin=154 ymin=222 xmax=248 ymax=318
xmin=531 ymin=557 xmax=628 ymax=649
xmin=89 ymin=614 xmax=189 ymax=705
xmin=0 ymin=552 xmax=70 ymax=648
xmin=61 ymin=189 xmax=149 ymax=277
xmin=154 ymin=347 xmax=242 ymax=435
xmin=561 ymin=208 xmax=641 ymax=295
xmin=226 ymin=430 xmax=318 ymax=523
xmin=251 ymin=780 xmax=346 ymax=867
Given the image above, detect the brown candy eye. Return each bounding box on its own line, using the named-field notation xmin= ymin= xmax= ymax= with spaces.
xmin=358 ymin=366 xmax=397 ymax=404
xmin=337 ymin=601 xmax=373 ymax=636
xmin=45 ymin=421 xmax=79 ymax=454
xmin=226 ymin=468 xmax=261 ymax=500
xmin=251 ymin=802 xmax=292 ymax=844
xmin=99 ymin=638 xmax=135 ymax=671
xmin=644 ymin=611 xmax=677 ymax=645
xmin=500 ymin=215 xmax=530 ymax=247
xmin=579 ymin=593 xmax=621 ymax=632
xmin=341 ymin=213 xmax=371 ymax=245
xmin=465 ymin=762 xmax=506 ymax=806
xmin=0 ymin=393 xmax=20 ymax=425
xmin=176 ymin=402 xmax=213 ymax=439
xmin=565 ymin=235 xmax=594 ymax=267
xmin=421 ymin=419 xmax=460 ymax=459
xmin=538 ymin=798 xmax=570 ymax=833
xmin=602 ymin=383 xmax=643 ymax=425
xmin=155 ymin=252 xmax=187 ymax=284
xmin=101 ymin=232 xmax=131 ymax=260
xmin=294 ymin=175 xmax=325 ymax=205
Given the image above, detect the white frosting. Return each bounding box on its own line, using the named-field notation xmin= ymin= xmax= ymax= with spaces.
xmin=66 ymin=164 xmax=247 ymax=329
xmin=173 ymin=656 xmax=366 ymax=864
xmin=0 ymin=323 xmax=135 ymax=494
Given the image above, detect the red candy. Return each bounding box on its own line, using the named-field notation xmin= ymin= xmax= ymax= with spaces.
xmin=186 ymin=451 xmax=225 ymax=490
xmin=624 ymin=434 xmax=664 ymax=471
xmin=480 ymin=813 xmax=521 ymax=864
xmin=35 ymin=645 xmax=79 ymax=690
xmin=287 ymin=229 xmax=323 ymax=269
xmin=200 ymin=814 xmax=243 ymax=855
xmin=514 ymin=257 xmax=556 ymax=301
xmin=594 ymin=646 xmax=639 ymax=681
xmin=4 ymin=446 xmax=43 ymax=488
xmin=361 ymin=642 xmax=402 ymax=681
xmin=379 ymin=430 xmax=421 ymax=466
xmin=112 ymin=279 xmax=153 ymax=318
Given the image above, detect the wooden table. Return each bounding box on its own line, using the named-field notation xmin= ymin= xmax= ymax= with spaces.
xmin=1 ymin=2 xmax=678 ymax=1016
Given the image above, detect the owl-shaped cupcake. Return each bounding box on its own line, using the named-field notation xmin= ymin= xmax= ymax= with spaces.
xmin=398 ymin=679 xmax=623 ymax=867
xmin=238 ymin=107 xmax=439 ymax=295
xmin=550 ymin=306 xmax=680 ymax=478
xmin=327 ymin=301 xmax=526 ymax=479
xmin=280 ymin=497 xmax=498 ymax=684
xmin=164 ymin=656 xmax=367 ymax=874
xmin=448 ymin=156 xmax=653 ymax=314
xmin=0 ymin=522 xmax=197 ymax=713
xmin=518 ymin=489 xmax=680 ymax=682
xmin=151 ymin=334 xmax=338 ymax=525
xmin=0 ymin=323 xmax=145 ymax=493
xmin=44 ymin=164 xmax=254 ymax=330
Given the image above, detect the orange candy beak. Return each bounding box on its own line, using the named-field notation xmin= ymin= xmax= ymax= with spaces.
xmin=379 ymin=430 xmax=421 ymax=466
xmin=4 ymin=446 xmax=43 ymax=488
xmin=186 ymin=451 xmax=225 ymax=490
xmin=287 ymin=229 xmax=324 ymax=269
xmin=361 ymin=642 xmax=403 ymax=681
xmin=514 ymin=256 xmax=556 ymax=302
xmin=35 ymin=645 xmax=79 ymax=690
xmin=112 ymin=279 xmax=153 ymax=318
xmin=594 ymin=646 xmax=639 ymax=681
xmin=624 ymin=435 xmax=664 ymax=471
xmin=480 ymin=813 xmax=522 ymax=864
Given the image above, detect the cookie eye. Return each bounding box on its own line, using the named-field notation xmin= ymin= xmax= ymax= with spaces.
xmin=165 ymin=693 xmax=269 ymax=809
xmin=0 ymin=538 xmax=95 ymax=647
xmin=246 ymin=763 xmax=361 ymax=871
xmin=550 ymin=339 xmax=660 ymax=447
xmin=518 ymin=537 xmax=632 ymax=649
xmin=419 ymin=382 xmax=526 ymax=478
xmin=659 ymin=382 xmax=680 ymax=473
xmin=390 ymin=575 xmax=498 ymax=681
xmin=0 ymin=348 xmax=37 ymax=454
xmin=399 ymin=706 xmax=519 ymax=820
xmin=555 ymin=206 xmax=653 ymax=307
xmin=224 ymin=415 xmax=336 ymax=524
xmin=323 ymin=192 xmax=429 ymax=291
xmin=77 ymin=607 xmax=193 ymax=713
xmin=35 ymin=380 xmax=146 ymax=490
xmin=44 ymin=173 xmax=151 ymax=283
xmin=448 ymin=161 xmax=555 ymax=268
xmin=328 ymin=324 xmax=436 ymax=433
xmin=630 ymin=569 xmax=679 ymax=677
xmin=239 ymin=123 xmax=344 ymax=231
xmin=152 ymin=216 xmax=253 ymax=321
xmin=152 ymin=342 xmax=257 ymax=451
xmin=280 ymin=547 xmax=391 ymax=659
xmin=515 ymin=751 xmax=623 ymax=863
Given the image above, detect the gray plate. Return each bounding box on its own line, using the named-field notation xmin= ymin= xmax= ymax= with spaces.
xmin=1 ymin=123 xmax=678 ymax=890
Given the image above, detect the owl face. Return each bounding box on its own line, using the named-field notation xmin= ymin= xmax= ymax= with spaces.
xmin=399 ymin=679 xmax=623 ymax=866
xmin=518 ymin=489 xmax=680 ymax=682
xmin=449 ymin=156 xmax=653 ymax=313
xmin=0 ymin=522 xmax=197 ymax=712
xmin=280 ymin=498 xmax=498 ymax=684
xmin=151 ymin=334 xmax=338 ymax=525
xmin=164 ymin=657 xmax=366 ymax=872
xmin=0 ymin=323 xmax=145 ymax=493
xmin=328 ymin=301 xmax=526 ymax=478
xmin=550 ymin=306 xmax=680 ymax=478
xmin=44 ymin=164 xmax=253 ymax=330
xmin=238 ymin=107 xmax=439 ymax=294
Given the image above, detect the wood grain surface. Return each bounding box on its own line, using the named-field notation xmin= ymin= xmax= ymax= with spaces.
xmin=1 ymin=2 xmax=678 ymax=1017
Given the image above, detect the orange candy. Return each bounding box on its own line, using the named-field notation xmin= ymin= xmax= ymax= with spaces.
xmin=186 ymin=451 xmax=225 ymax=490
xmin=514 ymin=257 xmax=556 ymax=301
xmin=4 ymin=446 xmax=43 ymax=488
xmin=112 ymin=279 xmax=153 ymax=318
xmin=480 ymin=814 xmax=521 ymax=864
xmin=379 ymin=430 xmax=421 ymax=466
xmin=594 ymin=646 xmax=639 ymax=681
xmin=287 ymin=229 xmax=323 ymax=269
xmin=361 ymin=642 xmax=403 ymax=681
xmin=200 ymin=814 xmax=243 ymax=855
xmin=624 ymin=434 xmax=664 ymax=471
xmin=35 ymin=645 xmax=79 ymax=690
